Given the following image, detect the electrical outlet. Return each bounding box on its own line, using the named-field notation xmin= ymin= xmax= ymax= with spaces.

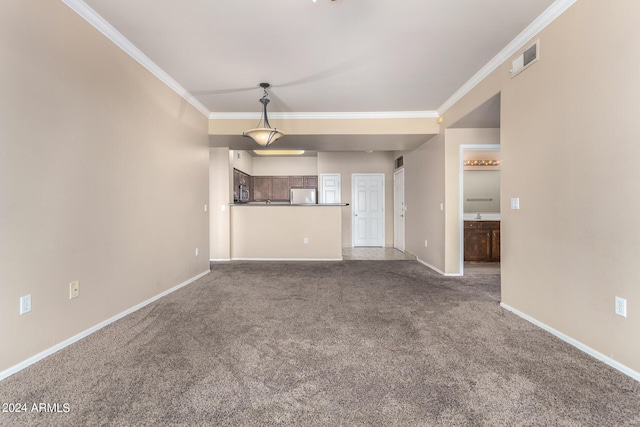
xmin=303 ymin=237 xmax=309 ymax=244
xmin=615 ymin=297 xmax=627 ymax=318
xmin=69 ymin=281 xmax=79 ymax=299
xmin=20 ymin=295 xmax=32 ymax=314
xmin=204 ymin=204 xmax=208 ymax=212
xmin=195 ymin=248 xmax=199 ymax=256
xmin=424 ymin=240 xmax=428 ymax=248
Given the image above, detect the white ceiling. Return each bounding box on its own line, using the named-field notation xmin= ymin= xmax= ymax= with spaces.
xmin=78 ymin=0 xmax=558 ymax=150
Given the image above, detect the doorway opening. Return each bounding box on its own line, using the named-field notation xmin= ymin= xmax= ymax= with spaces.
xmin=460 ymin=145 xmax=501 ymax=276
xmin=450 ymin=93 xmax=502 ymax=278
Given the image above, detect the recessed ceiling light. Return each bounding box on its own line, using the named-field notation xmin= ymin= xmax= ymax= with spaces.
xmin=253 ymin=150 xmax=305 ymax=156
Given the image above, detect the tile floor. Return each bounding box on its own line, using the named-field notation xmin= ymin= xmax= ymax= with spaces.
xmin=342 ymin=247 xmax=416 ymax=261
xmin=463 ymin=262 xmax=501 ymax=275
xmin=341 ymin=248 xmax=501 ymax=277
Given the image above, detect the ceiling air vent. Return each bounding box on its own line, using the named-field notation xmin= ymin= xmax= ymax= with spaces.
xmin=510 ymin=40 xmax=539 ymax=78
xmin=395 ymin=156 xmax=404 ymax=169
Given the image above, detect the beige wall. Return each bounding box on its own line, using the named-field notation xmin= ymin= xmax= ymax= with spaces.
xmin=403 ymin=135 xmax=446 ymax=271
xmin=318 ymin=151 xmax=394 ymax=247
xmin=230 ymin=150 xmax=253 ymax=175
xmin=0 ymin=2 xmax=210 ymax=373
xmin=252 ymin=156 xmax=318 ymax=176
xmin=230 ymin=206 xmax=342 ymax=259
xmin=211 ymin=117 xmax=439 ymax=136
xmin=412 ymin=1 xmax=640 ymax=373
xmin=209 ymin=148 xmax=231 ymax=260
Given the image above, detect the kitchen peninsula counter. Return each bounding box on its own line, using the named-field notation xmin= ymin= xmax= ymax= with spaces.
xmin=229 ymin=204 xmax=347 ymax=260
xmin=230 ymin=203 xmax=349 ymax=207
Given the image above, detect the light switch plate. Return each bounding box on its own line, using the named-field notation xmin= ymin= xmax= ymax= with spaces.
xmin=69 ymin=281 xmax=79 ymax=299
xmin=510 ymin=198 xmax=520 ymax=210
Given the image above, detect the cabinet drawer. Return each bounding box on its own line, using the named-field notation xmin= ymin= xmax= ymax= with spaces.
xmin=480 ymin=221 xmax=500 ymax=229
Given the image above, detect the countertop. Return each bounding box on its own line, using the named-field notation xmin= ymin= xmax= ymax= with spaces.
xmin=463 ymin=213 xmax=500 ymax=221
xmin=231 ymin=202 xmax=349 ymax=207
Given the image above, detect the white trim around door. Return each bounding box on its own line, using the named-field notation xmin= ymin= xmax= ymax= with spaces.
xmin=393 ymin=168 xmax=405 ymax=252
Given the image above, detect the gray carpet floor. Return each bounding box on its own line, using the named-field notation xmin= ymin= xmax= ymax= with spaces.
xmin=0 ymin=260 xmax=638 ymax=426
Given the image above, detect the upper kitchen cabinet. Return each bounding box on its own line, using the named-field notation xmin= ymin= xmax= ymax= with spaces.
xmin=272 ymin=177 xmax=291 ymax=200
xmin=290 ymin=176 xmax=305 ymax=188
xmin=250 ymin=174 xmax=319 ymax=201
xmin=304 ymin=176 xmax=318 ymax=188
xmin=252 ymin=176 xmax=272 ymax=201
xmin=291 ymin=175 xmax=318 ymax=189
xmin=233 ymin=168 xmax=251 ymax=202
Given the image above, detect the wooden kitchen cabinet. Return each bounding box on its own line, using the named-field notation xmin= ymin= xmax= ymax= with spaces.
xmin=252 ymin=176 xmax=272 ymax=201
xmin=491 ymin=229 xmax=500 ymax=261
xmin=272 ymin=177 xmax=291 ymax=200
xmin=290 ymin=175 xmax=317 ymax=189
xmin=304 ymin=176 xmax=318 ymax=188
xmin=245 ymin=174 xmax=318 ymax=201
xmin=233 ymin=169 xmax=240 ymax=201
xmin=233 ymin=168 xmax=250 ymax=202
xmin=464 ymin=221 xmax=500 ymax=262
xmin=290 ymin=176 xmax=305 ymax=188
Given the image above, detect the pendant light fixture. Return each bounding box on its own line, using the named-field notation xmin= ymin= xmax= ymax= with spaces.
xmin=242 ymin=83 xmax=284 ymax=147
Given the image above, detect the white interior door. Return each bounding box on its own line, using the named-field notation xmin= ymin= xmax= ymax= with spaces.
xmin=394 ymin=169 xmax=405 ymax=251
xmin=352 ymin=174 xmax=384 ymax=247
xmin=320 ymin=174 xmax=341 ymax=204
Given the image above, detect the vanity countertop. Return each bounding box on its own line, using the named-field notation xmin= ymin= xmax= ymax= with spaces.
xmin=463 ymin=213 xmax=500 ymax=221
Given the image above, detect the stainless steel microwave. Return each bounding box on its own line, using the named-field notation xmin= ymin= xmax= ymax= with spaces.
xmin=238 ymin=184 xmax=250 ymax=202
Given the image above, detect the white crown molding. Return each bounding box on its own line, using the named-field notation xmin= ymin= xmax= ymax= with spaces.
xmin=437 ymin=0 xmax=577 ymax=115
xmin=60 ymin=0 xmax=210 ymax=117
xmin=61 ymin=0 xmax=575 ymax=123
xmin=209 ymin=111 xmax=439 ymax=120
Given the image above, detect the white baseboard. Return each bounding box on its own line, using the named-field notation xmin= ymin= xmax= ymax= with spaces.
xmin=210 ymin=258 xmax=232 ymax=262
xmin=500 ymin=302 xmax=640 ymax=383
xmin=0 ymin=269 xmax=210 ymax=382
xmin=416 ymin=257 xmax=462 ymax=276
xmin=231 ymin=257 xmax=343 ymax=261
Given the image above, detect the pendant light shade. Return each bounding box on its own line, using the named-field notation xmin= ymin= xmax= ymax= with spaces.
xmin=243 ymin=83 xmax=284 ymax=147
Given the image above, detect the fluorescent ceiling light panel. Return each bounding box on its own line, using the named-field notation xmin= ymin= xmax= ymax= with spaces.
xmin=253 ymin=150 xmax=305 ymax=156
